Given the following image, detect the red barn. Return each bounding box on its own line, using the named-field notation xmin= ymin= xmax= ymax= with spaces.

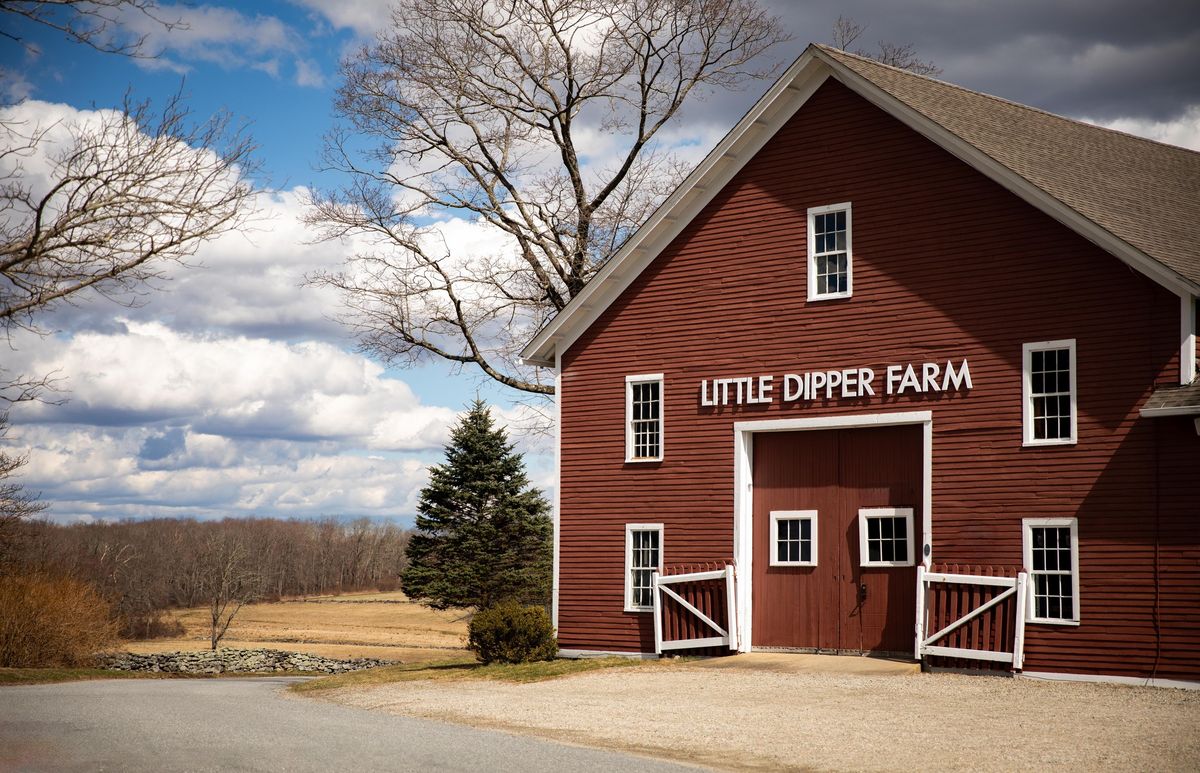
xmin=521 ymin=44 xmax=1200 ymax=686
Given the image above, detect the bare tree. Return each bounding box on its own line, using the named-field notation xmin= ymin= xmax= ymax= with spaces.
xmin=307 ymin=0 xmax=789 ymax=400
xmin=199 ymin=532 xmax=260 ymax=651
xmin=0 ymin=0 xmax=180 ymax=56
xmin=0 ymin=412 xmax=45 ymax=563
xmin=1 ymin=94 xmax=256 ymax=338
xmin=831 ymin=15 xmax=941 ymax=76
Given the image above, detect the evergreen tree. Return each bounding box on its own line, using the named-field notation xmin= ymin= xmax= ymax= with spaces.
xmin=402 ymin=401 xmax=552 ymax=610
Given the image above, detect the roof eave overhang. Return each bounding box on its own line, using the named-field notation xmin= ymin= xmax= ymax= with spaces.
xmin=520 ymin=45 xmax=1200 ymax=369
xmin=1139 ymin=405 xmax=1200 ymax=418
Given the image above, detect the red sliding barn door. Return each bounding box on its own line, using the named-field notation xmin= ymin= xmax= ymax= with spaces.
xmin=751 ymin=425 xmax=923 ymax=655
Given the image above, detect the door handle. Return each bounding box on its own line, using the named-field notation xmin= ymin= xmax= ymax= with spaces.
xmin=858 ymin=582 xmax=868 ymax=603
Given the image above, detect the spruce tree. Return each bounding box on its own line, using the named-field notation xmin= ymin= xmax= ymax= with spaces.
xmin=401 ymin=400 xmax=552 ymax=610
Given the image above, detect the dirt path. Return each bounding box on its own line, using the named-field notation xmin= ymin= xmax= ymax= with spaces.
xmin=321 ymin=664 xmax=1200 ymax=772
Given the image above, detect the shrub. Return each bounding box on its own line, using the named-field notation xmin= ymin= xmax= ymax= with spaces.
xmin=467 ymin=601 xmax=557 ymax=664
xmin=0 ymin=572 xmax=118 ymax=667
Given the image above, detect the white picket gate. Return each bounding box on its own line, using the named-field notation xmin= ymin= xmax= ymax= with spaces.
xmin=652 ymin=565 xmax=738 ymax=654
xmin=915 ymin=565 xmax=1028 ymax=668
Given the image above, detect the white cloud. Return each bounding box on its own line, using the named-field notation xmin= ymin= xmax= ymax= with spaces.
xmin=1084 ymin=105 xmax=1200 ymax=151
xmin=0 ymin=100 xmax=348 ymax=341
xmin=121 ymin=3 xmax=324 ymax=87
xmin=2 ymin=321 xmax=464 ymax=523
xmin=10 ymin=322 xmax=455 ymax=451
xmin=290 ymin=0 xmax=397 ymax=38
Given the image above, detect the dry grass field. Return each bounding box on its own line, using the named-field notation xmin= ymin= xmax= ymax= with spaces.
xmin=123 ymin=590 xmax=469 ymax=663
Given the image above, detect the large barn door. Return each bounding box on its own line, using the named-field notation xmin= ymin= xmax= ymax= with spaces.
xmin=839 ymin=426 xmax=923 ymax=655
xmin=751 ymin=426 xmax=922 ymax=655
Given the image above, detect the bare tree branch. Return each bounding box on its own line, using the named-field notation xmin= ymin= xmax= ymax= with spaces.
xmin=307 ymin=0 xmax=789 ymax=403
xmin=0 ymin=93 xmax=257 ymax=339
xmin=830 ymin=16 xmax=942 ymax=77
xmin=0 ymin=411 xmax=47 ymax=563
xmin=0 ymin=0 xmax=183 ymax=57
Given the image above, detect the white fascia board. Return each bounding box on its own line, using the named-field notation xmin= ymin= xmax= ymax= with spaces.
xmin=809 ymin=49 xmax=1200 ymax=300
xmin=519 ymin=49 xmax=832 ymax=367
xmin=1139 ymin=405 xmax=1200 ymax=418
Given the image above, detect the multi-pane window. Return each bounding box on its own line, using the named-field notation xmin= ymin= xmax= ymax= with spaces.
xmin=1023 ymin=340 xmax=1077 ymax=445
xmin=770 ymin=510 xmax=817 ymax=566
xmin=807 ymin=203 xmax=852 ymax=300
xmin=625 ymin=524 xmax=663 ymax=611
xmin=1024 ymin=519 xmax=1079 ymax=623
xmin=625 ymin=374 xmax=663 ymax=462
xmin=858 ymin=507 xmax=915 ymax=567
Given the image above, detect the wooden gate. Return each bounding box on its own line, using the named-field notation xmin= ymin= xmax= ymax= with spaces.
xmin=916 ymin=564 xmax=1028 ymax=669
xmin=652 ymin=564 xmax=738 ymax=654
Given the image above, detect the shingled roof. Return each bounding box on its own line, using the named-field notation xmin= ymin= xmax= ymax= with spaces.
xmin=815 ymin=44 xmax=1200 ymax=288
xmin=522 ymin=44 xmax=1199 ymax=368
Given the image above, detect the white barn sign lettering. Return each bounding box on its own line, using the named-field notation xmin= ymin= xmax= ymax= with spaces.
xmin=699 ymin=359 xmax=972 ymax=406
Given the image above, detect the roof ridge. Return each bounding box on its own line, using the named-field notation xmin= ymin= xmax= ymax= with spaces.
xmin=813 ymin=43 xmax=1200 ymax=159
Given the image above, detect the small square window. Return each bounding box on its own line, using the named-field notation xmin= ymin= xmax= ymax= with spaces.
xmin=858 ymin=507 xmax=915 ymax=567
xmin=807 ymin=203 xmax=853 ymax=301
xmin=769 ymin=510 xmax=818 ymax=567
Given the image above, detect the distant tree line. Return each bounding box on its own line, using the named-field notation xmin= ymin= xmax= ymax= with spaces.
xmin=6 ymin=517 xmax=411 ymax=639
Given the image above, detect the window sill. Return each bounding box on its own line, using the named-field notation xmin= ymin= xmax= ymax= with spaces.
xmin=624 ymin=457 xmax=663 ymax=464
xmin=807 ymin=292 xmax=853 ymax=303
xmin=1026 ymin=618 xmax=1081 ymax=626
xmin=624 ymin=607 xmax=653 ymax=614
xmin=1022 ymin=438 xmax=1077 ymax=448
xmin=769 ymin=561 xmax=817 ymax=568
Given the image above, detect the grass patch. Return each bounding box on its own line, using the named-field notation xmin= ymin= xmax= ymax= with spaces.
xmin=0 ymin=668 xmax=150 ymax=686
xmin=292 ymin=655 xmax=659 ymax=694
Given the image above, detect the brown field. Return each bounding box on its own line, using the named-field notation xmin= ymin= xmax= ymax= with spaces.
xmin=122 ymin=590 xmax=469 ymax=663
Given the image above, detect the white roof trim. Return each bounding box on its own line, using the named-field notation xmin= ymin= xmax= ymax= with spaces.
xmin=520 ymin=45 xmax=1199 ymax=368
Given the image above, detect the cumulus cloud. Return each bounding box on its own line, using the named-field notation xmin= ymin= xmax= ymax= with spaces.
xmin=2 ymin=321 xmax=463 ymax=523
xmin=10 ymin=322 xmax=455 ymax=450
xmin=1086 ymin=106 xmax=1200 ymax=151
xmin=120 ymin=3 xmax=324 ymax=87
xmin=290 ymin=0 xmax=397 ymax=38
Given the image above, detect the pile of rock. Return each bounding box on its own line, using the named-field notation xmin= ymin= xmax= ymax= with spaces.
xmin=99 ymin=648 xmax=394 ymax=674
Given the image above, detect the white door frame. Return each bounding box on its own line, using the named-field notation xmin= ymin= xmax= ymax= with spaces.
xmin=732 ymin=411 xmax=933 ymax=653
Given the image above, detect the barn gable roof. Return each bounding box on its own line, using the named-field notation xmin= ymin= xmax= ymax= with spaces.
xmin=521 ymin=44 xmax=1200 ymax=368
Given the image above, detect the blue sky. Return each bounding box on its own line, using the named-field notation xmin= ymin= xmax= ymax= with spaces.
xmin=2 ymin=0 xmax=1198 ymax=526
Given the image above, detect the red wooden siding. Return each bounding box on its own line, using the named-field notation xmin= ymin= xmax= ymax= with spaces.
xmin=556 ymin=78 xmax=1198 ymax=678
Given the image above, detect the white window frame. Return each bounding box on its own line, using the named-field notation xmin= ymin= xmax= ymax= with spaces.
xmin=769 ymin=510 xmax=818 ymax=567
xmin=807 ymin=202 xmax=853 ymax=301
xmin=625 ymin=373 xmax=664 ymax=463
xmin=1023 ymin=517 xmax=1081 ymax=625
xmin=624 ymin=523 xmax=664 ymax=613
xmin=858 ymin=507 xmax=915 ymax=567
xmin=1022 ymin=339 xmax=1078 ymax=446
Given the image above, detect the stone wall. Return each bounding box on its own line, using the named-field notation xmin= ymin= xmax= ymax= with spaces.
xmin=99 ymin=648 xmax=393 ymax=674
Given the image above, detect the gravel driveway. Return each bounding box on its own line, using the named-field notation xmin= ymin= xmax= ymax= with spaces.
xmin=323 ymin=662 xmax=1200 ymax=772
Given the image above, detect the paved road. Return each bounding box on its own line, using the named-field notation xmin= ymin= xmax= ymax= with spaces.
xmin=0 ymin=678 xmax=703 ymax=772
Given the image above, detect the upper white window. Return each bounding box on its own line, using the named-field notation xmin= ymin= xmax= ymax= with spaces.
xmin=858 ymin=507 xmax=914 ymax=567
xmin=624 ymin=523 xmax=663 ymax=612
xmin=770 ymin=510 xmax=818 ymax=567
xmin=625 ymin=374 xmax=663 ymax=462
xmin=1023 ymin=518 xmax=1080 ymax=624
xmin=807 ymin=203 xmax=852 ymax=301
xmin=1022 ymin=339 xmax=1077 ymax=446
